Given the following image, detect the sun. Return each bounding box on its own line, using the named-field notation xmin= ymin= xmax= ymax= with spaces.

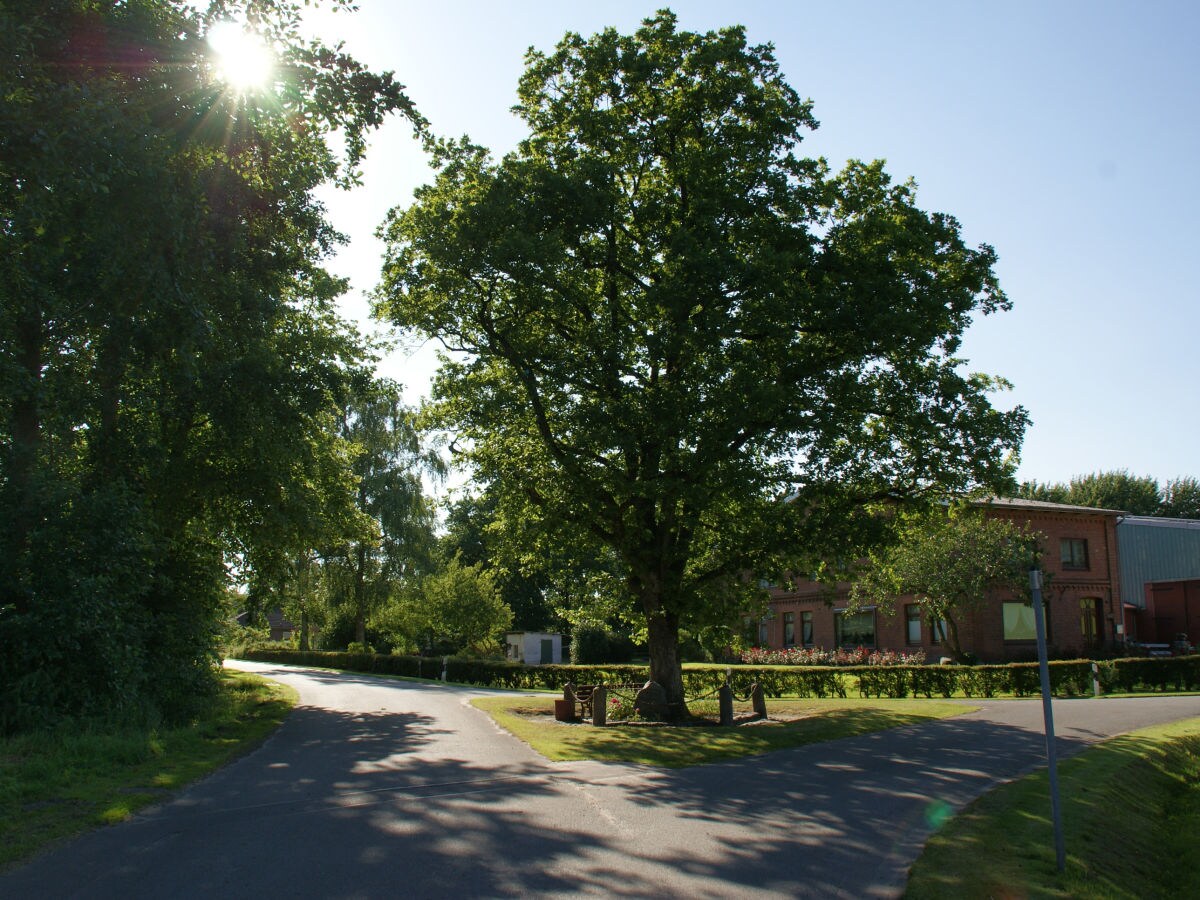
xmin=207 ymin=21 xmax=274 ymax=92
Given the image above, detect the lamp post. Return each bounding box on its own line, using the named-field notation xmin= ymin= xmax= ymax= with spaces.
xmin=1030 ymin=568 xmax=1066 ymax=872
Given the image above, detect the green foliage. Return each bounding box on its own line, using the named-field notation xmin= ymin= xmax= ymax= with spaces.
xmin=0 ymin=0 xmax=420 ymax=731
xmin=850 ymin=507 xmax=1043 ymax=662
xmin=1065 ymin=470 xmax=1161 ymax=513
xmin=440 ymin=487 xmax=566 ymax=632
xmin=569 ymin=626 xmax=637 ymax=664
xmin=378 ymin=11 xmax=1026 ymax=708
xmin=1019 ymin=469 xmax=1200 ymax=518
xmin=1160 ymin=476 xmax=1200 ymax=519
xmin=375 ymin=556 xmax=513 ymax=656
xmin=313 ymin=379 xmax=442 ymax=647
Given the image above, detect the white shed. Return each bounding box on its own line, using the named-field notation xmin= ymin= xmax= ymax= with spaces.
xmin=505 ymin=632 xmax=563 ymax=665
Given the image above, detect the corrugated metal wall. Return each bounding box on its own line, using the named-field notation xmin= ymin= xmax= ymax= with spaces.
xmin=1117 ymin=516 xmax=1200 ymax=607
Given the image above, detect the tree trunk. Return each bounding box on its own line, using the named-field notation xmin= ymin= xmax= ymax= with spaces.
xmin=353 ymin=543 xmax=367 ymax=647
xmin=645 ymin=609 xmax=686 ymax=720
xmin=3 ymin=311 xmax=43 ymax=614
xmin=944 ymin=615 xmax=969 ymax=663
xmin=91 ymin=329 xmax=126 ymax=482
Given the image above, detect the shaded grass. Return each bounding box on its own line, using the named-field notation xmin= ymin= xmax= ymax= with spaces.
xmin=905 ymin=716 xmax=1200 ymax=899
xmin=473 ymin=696 xmax=971 ymax=768
xmin=0 ymin=671 xmax=296 ymax=872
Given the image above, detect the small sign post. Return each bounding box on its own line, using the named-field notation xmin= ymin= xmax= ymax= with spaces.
xmin=1030 ymin=569 xmax=1066 ymax=872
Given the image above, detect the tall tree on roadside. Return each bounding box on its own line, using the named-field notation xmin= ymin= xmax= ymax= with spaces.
xmin=0 ymin=0 xmax=422 ymax=730
xmin=441 ymin=489 xmax=559 ymax=632
xmin=324 ymin=380 xmax=443 ymax=647
xmin=378 ymin=12 xmax=1026 ymax=715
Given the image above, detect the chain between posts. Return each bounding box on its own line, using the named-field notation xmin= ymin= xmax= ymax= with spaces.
xmin=565 ymin=679 xmax=766 ymax=724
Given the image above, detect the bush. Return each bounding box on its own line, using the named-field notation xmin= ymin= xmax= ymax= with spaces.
xmin=223 ymin=624 xmax=272 ymax=661
xmin=236 ymin=648 xmax=1200 ymax=701
xmin=569 ymin=627 xmax=636 ymax=664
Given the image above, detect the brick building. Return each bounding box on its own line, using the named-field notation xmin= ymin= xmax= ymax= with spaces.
xmin=761 ymin=499 xmax=1122 ymax=662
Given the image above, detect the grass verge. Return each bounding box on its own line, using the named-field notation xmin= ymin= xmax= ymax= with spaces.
xmin=905 ymin=716 xmax=1200 ymax=899
xmin=0 ymin=670 xmax=296 ymax=872
xmin=472 ymin=696 xmax=971 ymax=767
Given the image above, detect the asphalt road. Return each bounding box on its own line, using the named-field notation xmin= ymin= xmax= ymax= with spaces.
xmin=4 ymin=661 xmax=1199 ymax=899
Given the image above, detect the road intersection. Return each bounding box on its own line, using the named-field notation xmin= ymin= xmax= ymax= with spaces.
xmin=4 ymin=660 xmax=1198 ymax=898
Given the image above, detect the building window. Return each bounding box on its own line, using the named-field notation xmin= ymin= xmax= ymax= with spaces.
xmin=1004 ymin=601 xmax=1051 ymax=642
xmin=1004 ymin=603 xmax=1036 ymax=640
xmin=905 ymin=605 xmax=922 ymax=644
xmin=757 ymin=619 xmax=769 ymax=646
xmin=1060 ymin=538 xmax=1088 ymax=570
xmin=1080 ymin=597 xmax=1102 ymax=647
xmin=801 ymin=611 xmax=814 ymax=647
xmin=783 ymin=612 xmax=795 ymax=648
xmin=834 ymin=610 xmax=876 ymax=648
xmin=931 ymin=618 xmax=948 ymax=644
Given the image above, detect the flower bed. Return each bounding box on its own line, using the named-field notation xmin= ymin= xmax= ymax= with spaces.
xmin=740 ymin=646 xmax=927 ymax=666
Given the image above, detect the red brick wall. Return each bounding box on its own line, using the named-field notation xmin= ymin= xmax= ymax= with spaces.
xmin=763 ymin=504 xmax=1122 ymax=662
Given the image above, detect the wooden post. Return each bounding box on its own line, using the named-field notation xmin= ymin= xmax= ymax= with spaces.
xmin=751 ymin=682 xmax=767 ymax=718
xmin=1092 ymin=661 xmax=1101 ymax=697
xmin=556 ymin=682 xmax=580 ymax=722
xmin=592 ymin=685 xmax=607 ymax=726
xmin=719 ymin=683 xmax=734 ymax=726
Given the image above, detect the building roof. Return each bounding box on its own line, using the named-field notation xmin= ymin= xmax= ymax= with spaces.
xmin=977 ymin=497 xmax=1126 ymax=516
xmin=1117 ymin=515 xmax=1200 ymax=531
xmin=1116 ymin=515 xmax=1200 ymax=605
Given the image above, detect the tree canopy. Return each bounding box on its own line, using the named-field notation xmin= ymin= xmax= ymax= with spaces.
xmin=377 ymin=12 xmax=1026 ymax=713
xmin=849 ymin=508 xmax=1042 ymax=662
xmin=1018 ymin=470 xmax=1200 ymax=519
xmin=0 ymin=0 xmax=421 ymax=730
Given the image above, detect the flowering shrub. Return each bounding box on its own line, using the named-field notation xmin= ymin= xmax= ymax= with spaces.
xmin=607 ymin=694 xmax=636 ymax=720
xmin=740 ymin=646 xmax=926 ymax=667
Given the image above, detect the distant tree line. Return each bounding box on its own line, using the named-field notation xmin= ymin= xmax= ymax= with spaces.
xmin=1017 ymin=470 xmax=1200 ymax=519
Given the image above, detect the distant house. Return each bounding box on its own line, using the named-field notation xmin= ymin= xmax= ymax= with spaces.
xmin=235 ymin=607 xmax=297 ymax=642
xmin=505 ymin=632 xmax=563 ymax=665
xmin=266 ymin=608 xmax=296 ymax=642
xmin=1116 ymin=516 xmax=1200 ymax=646
xmin=763 ymin=499 xmax=1123 ymax=661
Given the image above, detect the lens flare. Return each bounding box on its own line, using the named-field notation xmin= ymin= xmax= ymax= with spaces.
xmin=207 ymin=21 xmax=274 ymax=91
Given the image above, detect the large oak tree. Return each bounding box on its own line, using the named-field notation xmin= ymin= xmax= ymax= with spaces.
xmin=378 ymin=12 xmax=1026 ymax=714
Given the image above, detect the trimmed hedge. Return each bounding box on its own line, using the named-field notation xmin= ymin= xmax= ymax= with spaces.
xmin=237 ymin=649 xmax=1200 ymax=700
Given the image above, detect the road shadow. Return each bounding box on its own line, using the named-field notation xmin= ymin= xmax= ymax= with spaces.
xmin=566 ymin=713 xmax=1096 ymax=896
xmin=0 ymin=702 xmax=642 ymax=898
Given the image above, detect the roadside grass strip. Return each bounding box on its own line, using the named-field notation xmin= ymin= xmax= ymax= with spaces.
xmin=905 ymin=716 xmax=1200 ymax=899
xmin=472 ymin=696 xmax=970 ymax=768
xmin=0 ymin=671 xmax=296 ymax=872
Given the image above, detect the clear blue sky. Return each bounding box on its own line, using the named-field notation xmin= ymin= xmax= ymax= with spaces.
xmin=310 ymin=1 xmax=1200 ymax=488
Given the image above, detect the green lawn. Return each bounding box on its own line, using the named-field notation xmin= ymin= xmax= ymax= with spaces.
xmin=905 ymin=716 xmax=1200 ymax=899
xmin=0 ymin=671 xmax=296 ymax=872
xmin=472 ymin=695 xmax=971 ymax=767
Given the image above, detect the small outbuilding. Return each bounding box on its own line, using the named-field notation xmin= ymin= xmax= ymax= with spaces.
xmin=505 ymin=632 xmax=563 ymax=665
xmin=1117 ymin=515 xmax=1200 ymax=645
